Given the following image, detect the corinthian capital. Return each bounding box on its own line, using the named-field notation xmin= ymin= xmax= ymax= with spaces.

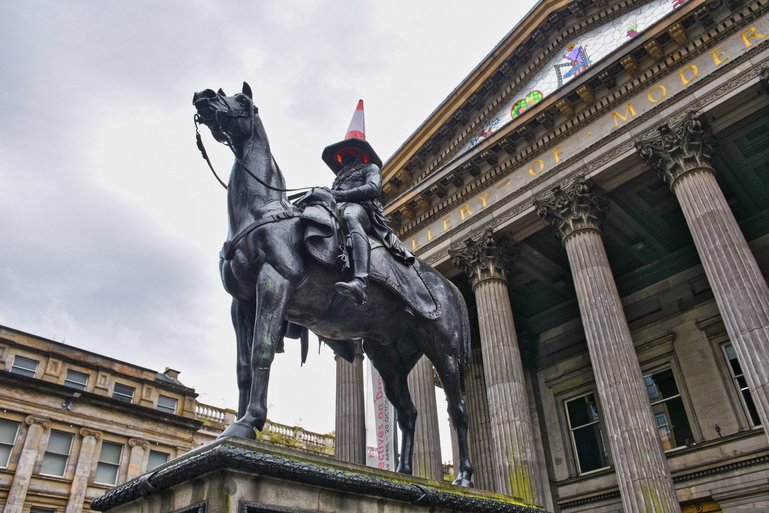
xmin=635 ymin=110 xmax=715 ymax=189
xmin=535 ymin=176 xmax=608 ymax=242
xmin=450 ymin=228 xmax=516 ymax=286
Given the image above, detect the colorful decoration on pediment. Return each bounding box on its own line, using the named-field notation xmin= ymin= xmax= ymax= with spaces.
xmin=511 ymin=91 xmax=543 ymax=119
xmin=627 ymin=21 xmax=640 ymax=38
xmin=555 ymin=45 xmax=592 ymax=86
xmin=460 ymin=0 xmax=690 ymax=154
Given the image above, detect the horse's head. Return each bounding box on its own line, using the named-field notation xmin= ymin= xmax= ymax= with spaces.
xmin=193 ymin=82 xmax=258 ymax=145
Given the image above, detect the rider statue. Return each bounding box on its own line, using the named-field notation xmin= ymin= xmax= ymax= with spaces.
xmin=321 ymin=100 xmax=414 ymax=307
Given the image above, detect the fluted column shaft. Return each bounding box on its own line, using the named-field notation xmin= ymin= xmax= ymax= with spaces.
xmin=6 ymin=416 xmax=51 ymax=513
xmin=451 ymin=230 xmax=542 ymax=504
xmin=637 ymin=111 xmax=769 ymax=439
xmin=334 ymin=342 xmax=366 ymax=464
xmin=566 ymin=229 xmax=680 ymax=512
xmin=670 ymin=168 xmax=769 ymax=433
xmin=537 ymin=178 xmax=680 ymax=513
xmin=464 ymin=345 xmax=496 ymax=491
xmin=407 ymin=356 xmax=443 ymax=480
xmin=65 ymin=428 xmax=103 ymax=513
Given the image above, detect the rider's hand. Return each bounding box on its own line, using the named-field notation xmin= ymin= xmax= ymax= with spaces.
xmin=331 ymin=190 xmax=348 ymax=202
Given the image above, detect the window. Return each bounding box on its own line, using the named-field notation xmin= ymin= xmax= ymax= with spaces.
xmin=40 ymin=430 xmax=73 ymax=476
xmin=147 ymin=450 xmax=169 ymax=471
xmin=10 ymin=355 xmax=38 ymax=377
xmin=156 ymin=395 xmax=177 ymax=414
xmin=565 ymin=393 xmax=609 ymax=473
xmin=64 ymin=369 xmax=89 ymax=390
xmin=95 ymin=441 xmax=123 ymax=484
xmin=0 ymin=419 xmax=20 ymax=468
xmin=112 ymin=383 xmax=135 ymax=403
xmin=30 ymin=508 xmax=56 ymax=513
xmin=723 ymin=343 xmax=761 ymax=426
xmin=643 ymin=368 xmax=693 ymax=450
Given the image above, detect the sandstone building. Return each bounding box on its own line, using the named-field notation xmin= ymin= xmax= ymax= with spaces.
xmin=0 ymin=325 xmax=334 ymax=513
xmin=332 ymin=0 xmax=769 ymax=511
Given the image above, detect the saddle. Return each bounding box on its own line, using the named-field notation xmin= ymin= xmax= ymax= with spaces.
xmin=297 ymin=194 xmax=442 ymax=321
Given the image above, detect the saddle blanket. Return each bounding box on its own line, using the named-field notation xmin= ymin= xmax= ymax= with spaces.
xmin=300 ymin=204 xmax=442 ymax=320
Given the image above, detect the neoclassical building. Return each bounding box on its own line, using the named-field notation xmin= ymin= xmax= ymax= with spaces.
xmin=333 ymin=0 xmax=769 ymax=511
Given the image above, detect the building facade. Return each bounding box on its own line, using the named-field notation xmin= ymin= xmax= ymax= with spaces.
xmin=0 ymin=325 xmax=336 ymax=513
xmin=335 ymin=0 xmax=769 ymax=511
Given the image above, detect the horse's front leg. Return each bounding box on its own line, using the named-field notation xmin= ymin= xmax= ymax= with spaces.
xmin=231 ymin=298 xmax=254 ymax=419
xmin=221 ymin=264 xmax=291 ymax=438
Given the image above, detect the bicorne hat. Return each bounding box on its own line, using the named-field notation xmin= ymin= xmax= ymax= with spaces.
xmin=322 ymin=99 xmax=383 ymax=174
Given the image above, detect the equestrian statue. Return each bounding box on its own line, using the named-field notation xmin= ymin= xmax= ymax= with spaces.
xmin=192 ymin=82 xmax=473 ymax=486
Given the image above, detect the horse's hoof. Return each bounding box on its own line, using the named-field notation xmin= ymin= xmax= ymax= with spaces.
xmin=451 ymin=477 xmax=474 ymax=488
xmin=219 ymin=422 xmax=257 ymax=440
xmin=396 ymin=464 xmax=412 ymax=475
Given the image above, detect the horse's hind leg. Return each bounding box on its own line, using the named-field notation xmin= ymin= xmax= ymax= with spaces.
xmin=366 ymin=343 xmax=419 ymax=475
xmin=433 ymin=355 xmax=474 ymax=487
xmin=387 ymin=371 xmax=418 ymax=474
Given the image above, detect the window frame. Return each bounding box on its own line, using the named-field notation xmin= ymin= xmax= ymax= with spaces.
xmin=147 ymin=449 xmax=170 ymax=471
xmin=39 ymin=430 xmax=74 ymax=477
xmin=112 ymin=383 xmax=136 ymax=404
xmin=63 ymin=369 xmax=89 ymax=391
xmin=563 ymin=391 xmax=611 ymax=475
xmin=0 ymin=418 xmax=20 ymax=468
xmin=721 ymin=342 xmax=761 ymax=428
xmin=156 ymin=395 xmax=178 ymax=414
xmin=641 ymin=365 xmax=695 ymax=451
xmin=10 ymin=355 xmax=39 ymax=377
xmin=94 ymin=440 xmax=124 ymax=485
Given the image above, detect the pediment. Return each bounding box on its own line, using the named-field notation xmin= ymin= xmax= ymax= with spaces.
xmin=383 ymin=0 xmax=736 ymax=210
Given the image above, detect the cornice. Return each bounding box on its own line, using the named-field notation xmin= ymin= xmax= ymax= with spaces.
xmin=389 ymin=0 xmax=766 ymax=247
xmin=383 ymin=0 xmax=721 ymax=198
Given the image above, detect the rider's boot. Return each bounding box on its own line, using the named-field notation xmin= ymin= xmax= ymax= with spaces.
xmin=335 ymin=231 xmax=370 ymax=307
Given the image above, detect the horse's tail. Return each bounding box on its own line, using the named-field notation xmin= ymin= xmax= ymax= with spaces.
xmin=449 ymin=280 xmax=472 ymax=367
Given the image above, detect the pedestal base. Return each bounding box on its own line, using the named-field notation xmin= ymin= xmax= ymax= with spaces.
xmin=91 ymin=438 xmax=547 ymax=513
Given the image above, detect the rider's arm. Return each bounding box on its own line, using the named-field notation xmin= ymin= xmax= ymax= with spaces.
xmin=333 ymin=164 xmax=382 ymax=202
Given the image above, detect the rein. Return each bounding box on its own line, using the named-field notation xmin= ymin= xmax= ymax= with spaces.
xmin=194 ymin=113 xmax=312 ymax=201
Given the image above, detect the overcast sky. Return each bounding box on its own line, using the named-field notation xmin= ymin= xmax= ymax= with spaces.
xmin=0 ymin=1 xmax=537 ymax=456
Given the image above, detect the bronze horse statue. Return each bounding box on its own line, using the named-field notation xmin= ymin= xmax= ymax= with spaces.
xmin=192 ymin=83 xmax=473 ymax=486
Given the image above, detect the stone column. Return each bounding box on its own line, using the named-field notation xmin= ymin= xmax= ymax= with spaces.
xmin=407 ymin=356 xmax=443 ymax=480
xmin=463 ymin=345 xmax=496 ymax=491
xmin=536 ymin=177 xmax=680 ymax=513
xmin=637 ymin=111 xmax=769 ymax=438
xmin=451 ymin=230 xmax=542 ymax=504
xmin=65 ymin=428 xmax=103 ymax=513
xmin=5 ymin=416 xmax=51 ymax=513
xmin=334 ymin=341 xmax=366 ymax=464
xmin=126 ymin=437 xmax=150 ymax=480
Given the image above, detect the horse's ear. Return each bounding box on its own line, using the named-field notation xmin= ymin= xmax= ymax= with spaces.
xmin=242 ymin=82 xmax=253 ymax=100
xmin=217 ymin=88 xmax=226 ymax=96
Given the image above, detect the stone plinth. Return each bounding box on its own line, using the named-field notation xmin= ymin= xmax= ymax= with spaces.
xmin=91 ymin=438 xmax=548 ymax=513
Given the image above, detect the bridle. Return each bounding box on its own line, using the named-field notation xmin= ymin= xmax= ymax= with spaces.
xmin=193 ymin=94 xmax=312 ymax=200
